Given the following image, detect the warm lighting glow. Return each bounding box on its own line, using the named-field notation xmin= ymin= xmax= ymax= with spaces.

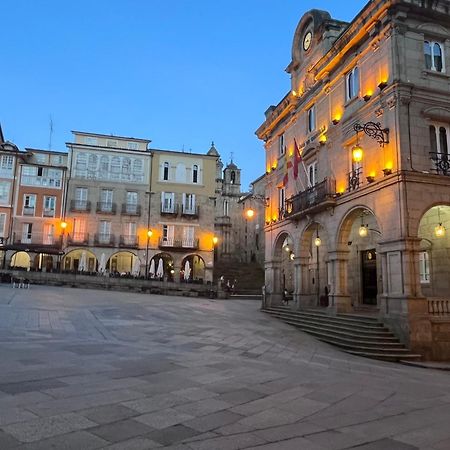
xmin=319 ymin=134 xmax=327 ymax=144
xmin=352 ymin=144 xmax=363 ymax=162
xmin=359 ymin=225 xmax=369 ymax=237
xmin=292 ymin=90 xmax=297 ymax=97
xmin=289 ymin=253 xmax=295 ymax=260
xmin=314 ymin=237 xmax=322 ymax=247
xmin=284 ymin=245 xmax=290 ymax=252
xmin=385 ymin=161 xmax=393 ymax=170
xmin=60 ymin=221 xmax=67 ymax=229
xmin=147 ymin=230 xmax=153 ymax=238
xmin=435 ymin=223 xmax=446 ymax=238
xmin=363 ymin=92 xmax=372 ymax=101
xmin=272 ymin=214 xmax=278 ymax=222
xmin=212 ymin=236 xmax=218 ymax=245
xmin=246 ymin=208 xmax=255 ymax=219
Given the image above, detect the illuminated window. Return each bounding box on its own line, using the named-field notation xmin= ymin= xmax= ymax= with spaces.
xmin=307 ymin=106 xmax=315 ymax=133
xmin=307 ymin=161 xmax=318 ymax=187
xmin=424 ymin=41 xmax=444 ymax=72
xmin=419 ymin=251 xmax=430 ymax=283
xmin=346 ymin=66 xmax=360 ymax=101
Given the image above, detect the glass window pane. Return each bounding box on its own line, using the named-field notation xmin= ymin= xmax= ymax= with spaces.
xmin=434 ymin=43 xmax=443 ymax=72
xmin=424 ymin=41 xmax=432 ymax=69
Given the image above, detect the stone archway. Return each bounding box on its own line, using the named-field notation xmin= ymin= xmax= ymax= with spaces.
xmin=10 ymin=251 xmax=31 ymax=269
xmin=63 ymin=249 xmax=97 ymax=273
xmin=334 ymin=206 xmax=382 ymax=311
xmin=181 ymin=254 xmax=206 ymax=283
xmin=418 ymin=205 xmax=450 ymax=299
xmin=109 ymin=251 xmax=138 ymax=275
xmin=297 ymin=222 xmax=329 ymax=309
xmin=149 ymin=253 xmax=174 ymax=282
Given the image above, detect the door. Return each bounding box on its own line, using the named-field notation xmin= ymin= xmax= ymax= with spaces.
xmin=183 ymin=226 xmax=195 ymax=247
xmin=101 ymin=189 xmax=113 ymax=212
xmin=361 ymin=249 xmax=377 ymax=305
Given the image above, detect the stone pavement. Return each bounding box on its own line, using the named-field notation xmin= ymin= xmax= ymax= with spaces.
xmin=0 ymin=285 xmax=450 ymax=449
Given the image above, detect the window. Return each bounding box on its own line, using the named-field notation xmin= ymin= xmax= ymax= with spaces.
xmin=307 ymin=106 xmax=316 ymax=132
xmin=75 ymin=153 xmax=88 ymax=177
xmin=110 ymin=157 xmax=121 ymax=180
xmin=430 ymin=124 xmax=449 ymax=155
xmin=419 ymin=251 xmax=430 ymax=283
xmin=99 ymin=156 xmax=109 ymax=179
xmin=424 ymin=41 xmax=444 ymax=72
xmin=23 ymin=194 xmax=36 ymax=216
xmin=127 ymin=142 xmax=138 ymax=150
xmin=34 ymin=153 xmax=47 ymax=164
xmin=85 ymin=137 xmax=98 ymax=145
xmin=223 ymin=200 xmax=229 ymax=216
xmin=43 ymin=223 xmax=54 ymax=245
xmin=0 ymin=155 xmax=13 ymax=170
xmin=99 ymin=220 xmax=111 ymax=243
xmin=43 ymin=196 xmax=56 ymax=217
xmin=75 ymin=187 xmax=88 ymax=209
xmin=22 ymin=223 xmax=32 ymax=243
xmin=132 ymin=159 xmax=144 ymax=182
xmin=106 ymin=140 xmax=118 ymax=147
xmin=0 ymin=213 xmax=6 ymax=237
xmin=278 ymin=133 xmax=285 ymax=156
xmin=162 ymin=224 xmax=174 ymax=245
xmin=73 ymin=218 xmax=86 ymax=242
xmin=307 ymin=161 xmax=318 ymax=187
xmin=192 ymin=165 xmax=198 ymax=183
xmin=182 ymin=226 xmax=195 ymax=247
xmin=161 ymin=192 xmax=175 ymax=213
xmin=21 ymin=166 xmax=62 ymax=187
xmin=100 ymin=189 xmax=113 ymax=212
xmin=0 ymin=182 xmax=10 ymax=205
xmin=122 ymin=157 xmax=131 ymax=180
xmin=230 ymin=171 xmax=236 ymax=184
xmin=183 ymin=193 xmax=196 ymax=214
xmin=87 ymin=154 xmax=98 ymax=179
xmin=163 ymin=162 xmax=169 ymax=181
xmin=278 ymin=187 xmax=286 ymax=215
xmin=346 ymin=66 xmax=360 ymax=100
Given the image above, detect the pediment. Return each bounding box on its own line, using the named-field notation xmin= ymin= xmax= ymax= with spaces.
xmin=417 ymin=22 xmax=449 ymax=35
xmin=422 ymin=107 xmax=450 ymax=122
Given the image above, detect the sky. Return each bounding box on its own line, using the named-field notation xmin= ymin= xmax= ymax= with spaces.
xmin=2 ymin=0 xmax=367 ymax=189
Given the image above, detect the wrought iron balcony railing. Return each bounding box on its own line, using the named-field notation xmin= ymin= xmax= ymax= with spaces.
xmin=181 ymin=204 xmax=199 ymax=218
xmin=158 ymin=237 xmax=199 ymax=250
xmin=96 ymin=202 xmax=116 ymax=214
xmin=70 ymin=200 xmax=91 ymax=212
xmin=119 ymin=235 xmax=139 ymax=247
xmin=284 ymin=178 xmax=336 ymax=220
xmin=12 ymin=232 xmax=62 ymax=247
xmin=68 ymin=232 xmax=90 ymax=245
xmin=94 ymin=233 xmax=115 ymax=246
xmin=160 ymin=204 xmax=178 ymax=216
xmin=430 ymin=152 xmax=450 ymax=176
xmin=121 ymin=203 xmax=141 ymax=216
xmin=22 ymin=207 xmax=35 ymax=216
xmin=348 ymin=168 xmax=362 ymax=191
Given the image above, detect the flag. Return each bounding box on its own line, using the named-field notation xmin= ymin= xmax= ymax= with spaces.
xmin=282 ymin=146 xmax=289 ymax=186
xmin=293 ymin=138 xmax=301 ymax=179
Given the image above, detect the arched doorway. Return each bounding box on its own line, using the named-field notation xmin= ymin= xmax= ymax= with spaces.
xmin=181 ymin=254 xmax=206 ymax=283
xmin=337 ymin=207 xmax=382 ymax=307
xmin=109 ymin=251 xmax=138 ymax=275
xmin=10 ymin=251 xmax=31 ymax=269
xmin=33 ymin=254 xmax=55 ymax=272
xmin=418 ymin=205 xmax=450 ymax=298
xmin=63 ymin=249 xmax=97 ymax=273
xmin=149 ymin=253 xmax=174 ymax=281
xmin=298 ymin=223 xmax=329 ymax=308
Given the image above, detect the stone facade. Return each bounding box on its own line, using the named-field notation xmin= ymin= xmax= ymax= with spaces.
xmin=256 ymin=1 xmax=450 ymax=360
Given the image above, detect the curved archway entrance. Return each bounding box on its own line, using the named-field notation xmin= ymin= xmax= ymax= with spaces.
xmin=181 ymin=254 xmax=205 ymax=283
xmin=33 ymin=254 xmax=55 ymax=272
xmin=10 ymin=251 xmax=31 ymax=269
xmin=63 ymin=249 xmax=97 ymax=272
xmin=418 ymin=205 xmax=450 ymax=298
xmin=149 ymin=253 xmax=174 ymax=281
xmin=109 ymin=251 xmax=138 ymax=275
xmin=336 ymin=207 xmax=382 ymax=309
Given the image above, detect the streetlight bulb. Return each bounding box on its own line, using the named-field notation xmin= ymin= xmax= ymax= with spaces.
xmin=290 ymin=252 xmax=295 ymax=260
xmin=284 ymin=245 xmax=290 ymax=252
xmin=60 ymin=221 xmax=67 ymax=230
xmin=359 ymin=225 xmax=368 ymax=237
xmin=212 ymin=236 xmax=218 ymax=245
xmin=246 ymin=208 xmax=255 ymax=219
xmin=147 ymin=230 xmax=153 ymax=238
xmin=435 ymin=223 xmax=446 ymax=238
xmin=314 ymin=237 xmax=322 ymax=247
xmin=352 ymin=144 xmax=363 ymax=163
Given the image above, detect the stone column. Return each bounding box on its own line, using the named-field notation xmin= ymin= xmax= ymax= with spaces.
xmin=296 ymin=256 xmax=311 ymax=309
xmin=265 ymin=259 xmax=282 ymax=306
xmin=327 ymin=249 xmax=352 ymax=313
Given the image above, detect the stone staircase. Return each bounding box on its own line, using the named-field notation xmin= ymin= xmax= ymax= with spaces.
xmin=214 ymin=260 xmax=264 ymax=299
xmin=262 ymin=305 xmax=422 ymax=362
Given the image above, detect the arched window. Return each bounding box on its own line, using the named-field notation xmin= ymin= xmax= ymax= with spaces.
xmin=434 ymin=43 xmax=443 ymax=72
xmin=193 ymin=165 xmax=198 ymax=183
xmin=439 ymin=127 xmax=448 ymax=155
xmin=230 ymin=171 xmax=236 ymax=184
xmin=429 ymin=125 xmax=437 ymax=153
xmin=424 ymin=41 xmax=432 ymax=70
xmin=163 ymin=162 xmax=169 ymax=181
xmin=346 ymin=66 xmax=359 ymax=100
xmin=223 ymin=200 xmax=229 ymax=216
xmin=424 ymin=40 xmax=445 ymax=72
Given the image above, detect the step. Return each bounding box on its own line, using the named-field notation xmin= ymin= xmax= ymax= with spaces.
xmin=265 ymin=310 xmax=388 ymax=332
xmin=346 ymin=350 xmax=422 ymax=361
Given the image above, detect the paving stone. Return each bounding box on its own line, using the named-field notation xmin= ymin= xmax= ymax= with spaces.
xmin=19 ymin=430 xmax=108 ymax=450
xmin=0 ymin=429 xmax=22 ymax=449
xmin=252 ymin=422 xmax=325 ymax=443
xmin=217 ymin=388 xmax=266 ymax=406
xmin=245 ymin=437 xmax=327 ymax=450
xmin=2 ymin=412 xmax=96 ymax=443
xmin=89 ymin=418 xmax=155 ymax=442
xmin=0 ymin=407 xmax=38 ymax=426
xmin=183 ymin=410 xmax=245 ymax=433
xmin=79 ymin=404 xmax=138 ymax=425
xmin=348 ymin=438 xmax=419 ymax=449
xmin=172 ymin=387 xmax=218 ymax=401
xmin=134 ymin=408 xmax=194 ymax=429
xmin=174 ymin=398 xmax=232 ymax=417
xmin=183 ymin=432 xmax=266 ymax=450
xmin=122 ymin=393 xmax=188 ymax=414
xmin=0 ymin=379 xmax=67 ymax=395
xmin=99 ymin=436 xmax=162 ymax=449
xmin=146 ymin=424 xmax=201 ymax=445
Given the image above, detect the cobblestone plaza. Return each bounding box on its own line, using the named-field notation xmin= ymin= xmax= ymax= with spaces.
xmin=0 ymin=285 xmax=449 ymax=449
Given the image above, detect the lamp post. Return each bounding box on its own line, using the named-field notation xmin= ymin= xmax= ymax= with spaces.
xmin=145 ymin=191 xmax=154 ymax=278
xmin=59 ymin=220 xmax=67 ymax=272
xmin=314 ymin=226 xmax=321 ymax=306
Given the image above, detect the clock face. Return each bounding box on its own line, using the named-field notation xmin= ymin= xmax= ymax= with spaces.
xmin=303 ymin=31 xmax=312 ymax=51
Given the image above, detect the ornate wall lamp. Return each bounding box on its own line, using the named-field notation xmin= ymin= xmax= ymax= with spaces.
xmin=435 ymin=207 xmax=446 ymax=238
xmin=353 ymin=122 xmax=389 ymax=147
xmin=244 ymin=195 xmax=269 ymax=220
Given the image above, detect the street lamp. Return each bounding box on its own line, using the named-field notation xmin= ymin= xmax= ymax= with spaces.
xmin=145 ymin=191 xmax=154 ymax=278
xmin=314 ymin=226 xmax=321 ymax=306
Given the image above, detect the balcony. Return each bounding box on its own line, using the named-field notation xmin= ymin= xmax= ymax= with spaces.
xmin=10 ymin=232 xmax=63 ymax=251
xmin=181 ymin=204 xmax=199 ymax=219
xmin=430 ymin=152 xmax=450 ymax=176
xmin=96 ymin=202 xmax=117 ymax=214
xmin=70 ymin=200 xmax=91 ymax=213
xmin=215 ymin=216 xmax=231 ymax=227
xmin=121 ymin=203 xmax=141 ymax=216
xmin=348 ymin=168 xmax=362 ymax=192
xmin=119 ymin=235 xmax=139 ymax=248
xmin=158 ymin=237 xmax=199 ymax=250
xmin=68 ymin=232 xmax=90 ymax=246
xmin=160 ymin=204 xmax=178 ymax=217
xmin=43 ymin=208 xmax=55 ymax=217
xmin=23 ymin=207 xmax=35 ymax=216
xmin=285 ymin=178 xmax=336 ymax=220
xmin=94 ymin=233 xmax=115 ymax=246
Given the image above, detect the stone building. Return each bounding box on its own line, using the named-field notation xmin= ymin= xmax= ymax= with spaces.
xmin=256 ymin=2 xmax=450 ymax=360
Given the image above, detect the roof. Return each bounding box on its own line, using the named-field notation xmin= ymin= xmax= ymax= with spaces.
xmin=207 ymin=141 xmax=220 ymax=157
xmin=71 ymin=130 xmax=151 ymax=143
xmin=151 ymin=147 xmax=218 ymax=159
xmin=0 ymin=124 xmax=4 ymax=143
xmin=25 ymin=147 xmax=67 ymax=155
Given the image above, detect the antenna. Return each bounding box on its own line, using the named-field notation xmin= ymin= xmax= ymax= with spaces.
xmin=48 ymin=115 xmax=54 ymax=150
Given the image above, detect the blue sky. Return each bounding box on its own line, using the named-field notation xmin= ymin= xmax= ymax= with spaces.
xmin=2 ymin=0 xmax=367 ymax=188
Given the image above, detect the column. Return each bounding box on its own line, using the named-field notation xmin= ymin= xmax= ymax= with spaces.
xmin=327 ymin=249 xmax=352 ymax=313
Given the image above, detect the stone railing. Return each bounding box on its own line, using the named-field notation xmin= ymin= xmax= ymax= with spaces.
xmin=428 ymin=298 xmax=450 ymax=315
